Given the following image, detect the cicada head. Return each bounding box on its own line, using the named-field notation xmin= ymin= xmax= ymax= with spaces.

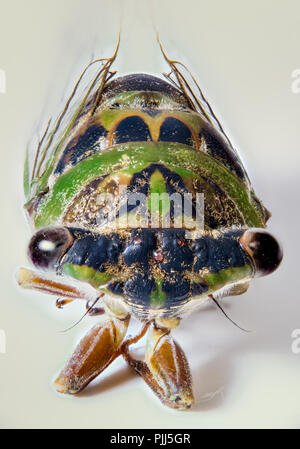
xmin=25 ymin=225 xmax=282 ymax=320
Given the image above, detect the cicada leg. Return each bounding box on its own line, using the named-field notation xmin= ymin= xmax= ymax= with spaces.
xmin=85 ymin=300 xmax=105 ymax=316
xmin=54 ymin=315 xmax=130 ymax=394
xmin=17 ymin=267 xmax=96 ymax=302
xmin=56 ymin=298 xmax=74 ymax=309
xmin=122 ymin=323 xmax=194 ymax=410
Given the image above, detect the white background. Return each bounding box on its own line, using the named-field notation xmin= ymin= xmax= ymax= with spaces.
xmin=0 ymin=0 xmax=299 ymax=429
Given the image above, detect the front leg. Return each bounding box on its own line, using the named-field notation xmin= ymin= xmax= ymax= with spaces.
xmin=122 ymin=324 xmax=194 ymax=410
xmin=54 ymin=315 xmax=130 ymax=394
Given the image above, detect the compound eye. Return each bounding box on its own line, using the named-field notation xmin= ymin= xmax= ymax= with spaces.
xmin=240 ymin=229 xmax=283 ymax=277
xmin=28 ymin=227 xmax=73 ymax=270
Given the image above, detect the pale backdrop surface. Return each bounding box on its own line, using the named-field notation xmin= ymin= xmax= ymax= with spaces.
xmin=0 ymin=0 xmax=299 ymax=429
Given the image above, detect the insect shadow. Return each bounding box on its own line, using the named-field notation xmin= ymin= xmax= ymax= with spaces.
xmin=79 ymin=364 xmax=136 ymax=398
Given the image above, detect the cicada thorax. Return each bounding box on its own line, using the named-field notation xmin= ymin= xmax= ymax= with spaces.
xmin=31 ymin=74 xmax=267 ymax=234
xmin=25 ymin=74 xmax=273 ymax=320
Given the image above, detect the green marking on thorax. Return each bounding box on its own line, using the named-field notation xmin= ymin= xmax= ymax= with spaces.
xmin=150 ymin=279 xmax=166 ymax=309
xmin=148 ymin=170 xmax=170 ymax=220
xmin=202 ymin=264 xmax=253 ymax=294
xmin=62 ymin=264 xmax=113 ymax=289
xmin=33 ymin=142 xmax=265 ymax=229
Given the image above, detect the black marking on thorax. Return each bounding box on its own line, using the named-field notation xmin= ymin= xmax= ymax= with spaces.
xmin=114 ymin=116 xmax=151 ymax=144
xmin=159 ymin=117 xmax=193 ymax=146
xmin=55 ymin=124 xmax=107 ymax=175
xmin=200 ymin=124 xmax=246 ymax=181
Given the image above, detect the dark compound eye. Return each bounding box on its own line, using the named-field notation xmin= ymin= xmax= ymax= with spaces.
xmin=28 ymin=227 xmax=73 ymax=270
xmin=240 ymin=229 xmax=283 ymax=277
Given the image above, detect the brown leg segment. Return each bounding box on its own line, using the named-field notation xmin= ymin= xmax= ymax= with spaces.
xmin=17 ymin=267 xmax=97 ymax=302
xmin=54 ymin=316 xmax=130 ymax=394
xmin=122 ymin=324 xmax=194 ymax=410
xmin=85 ymin=300 xmax=105 ymax=316
xmin=56 ymin=298 xmax=74 ymax=308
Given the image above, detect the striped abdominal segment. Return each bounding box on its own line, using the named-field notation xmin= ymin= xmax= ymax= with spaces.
xmin=51 ymin=92 xmax=249 ymax=185
xmin=33 ymin=142 xmax=266 ymax=230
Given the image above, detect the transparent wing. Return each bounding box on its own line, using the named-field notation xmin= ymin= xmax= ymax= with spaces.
xmin=157 ymin=35 xmax=235 ymax=150
xmin=24 ymin=38 xmax=120 ymax=203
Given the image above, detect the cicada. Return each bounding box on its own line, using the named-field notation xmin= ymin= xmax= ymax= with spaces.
xmin=18 ymin=39 xmax=282 ymax=410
